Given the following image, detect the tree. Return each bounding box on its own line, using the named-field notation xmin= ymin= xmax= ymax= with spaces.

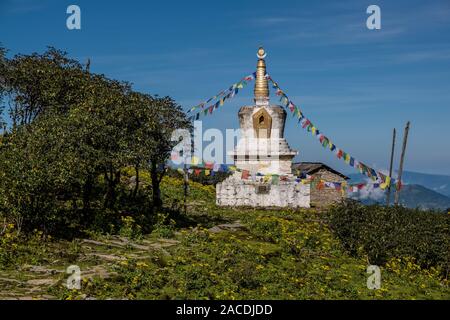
xmin=146 ymin=96 xmax=191 ymax=209
xmin=3 ymin=47 xmax=85 ymax=127
xmin=0 ymin=45 xmax=7 ymax=130
xmin=0 ymin=46 xmax=191 ymax=235
xmin=114 ymin=92 xmax=191 ymax=209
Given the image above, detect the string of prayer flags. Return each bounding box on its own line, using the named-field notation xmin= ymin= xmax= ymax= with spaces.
xmin=185 ymin=71 xmax=398 ymax=189
xmin=187 ymin=72 xmax=256 ymax=120
xmin=268 ymin=76 xmax=397 ymax=188
xmin=169 ymin=161 xmax=400 ymax=194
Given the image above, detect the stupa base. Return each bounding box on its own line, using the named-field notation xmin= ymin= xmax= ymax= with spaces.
xmin=216 ymin=173 xmax=310 ymax=208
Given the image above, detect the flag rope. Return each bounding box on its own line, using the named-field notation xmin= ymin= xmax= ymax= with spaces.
xmin=187 ymin=72 xmax=256 ymax=120
xmin=267 ymin=75 xmax=396 ymax=190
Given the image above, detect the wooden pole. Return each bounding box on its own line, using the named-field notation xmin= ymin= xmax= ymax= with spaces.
xmin=386 ymin=128 xmax=396 ymax=206
xmin=394 ymin=121 xmax=410 ymax=205
xmin=183 ymin=162 xmax=188 ymax=215
xmin=86 ymin=58 xmax=91 ymax=73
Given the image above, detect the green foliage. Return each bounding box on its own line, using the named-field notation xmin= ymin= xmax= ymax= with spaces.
xmin=166 ymin=169 xmax=231 ymax=186
xmin=0 ymin=223 xmax=55 ymax=267
xmin=0 ymin=45 xmax=6 ymax=129
xmin=0 ymin=46 xmax=190 ymax=236
xmin=151 ymin=213 xmax=176 ymax=238
xmin=3 ymin=47 xmax=86 ymax=126
xmin=50 ymin=209 xmax=449 ymax=300
xmin=329 ymin=201 xmax=449 ymax=277
xmin=0 ymin=223 xmax=18 ymax=265
xmin=1 ymin=177 xmax=448 ymax=300
xmin=119 ymin=216 xmax=142 ymax=240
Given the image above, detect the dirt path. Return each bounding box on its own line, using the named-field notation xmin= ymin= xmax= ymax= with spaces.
xmin=0 ymin=236 xmax=181 ymax=300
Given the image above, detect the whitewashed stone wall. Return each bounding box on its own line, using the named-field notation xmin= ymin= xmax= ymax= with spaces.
xmin=216 ymin=173 xmax=310 ymax=208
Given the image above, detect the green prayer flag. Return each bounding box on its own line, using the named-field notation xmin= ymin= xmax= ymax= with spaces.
xmin=271 ymin=175 xmax=279 ymax=185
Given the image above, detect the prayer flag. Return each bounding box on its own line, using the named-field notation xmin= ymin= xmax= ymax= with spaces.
xmin=271 ymin=175 xmax=279 ymax=185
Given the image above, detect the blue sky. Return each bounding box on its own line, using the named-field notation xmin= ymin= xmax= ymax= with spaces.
xmin=1 ymin=0 xmax=450 ymax=175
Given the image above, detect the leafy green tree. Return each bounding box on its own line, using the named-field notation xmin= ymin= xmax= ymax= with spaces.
xmin=147 ymin=96 xmax=191 ymax=209
xmin=3 ymin=47 xmax=85 ymax=126
xmin=0 ymin=45 xmax=7 ymax=130
xmin=113 ymin=92 xmax=191 ymax=209
xmin=0 ymin=46 xmax=191 ymax=235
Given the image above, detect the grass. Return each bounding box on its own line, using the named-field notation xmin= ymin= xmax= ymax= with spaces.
xmin=0 ymin=176 xmax=449 ymax=300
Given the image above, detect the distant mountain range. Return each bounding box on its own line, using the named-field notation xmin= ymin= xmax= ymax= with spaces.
xmin=347 ymin=171 xmax=450 ymax=210
xmin=401 ymin=171 xmax=450 ymax=197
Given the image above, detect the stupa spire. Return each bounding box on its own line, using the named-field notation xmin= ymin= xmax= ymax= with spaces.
xmin=254 ymin=47 xmax=269 ymax=103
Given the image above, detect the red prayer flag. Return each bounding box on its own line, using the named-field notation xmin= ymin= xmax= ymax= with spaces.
xmin=205 ymin=162 xmax=214 ymax=170
xmin=302 ymin=119 xmax=311 ymax=129
xmin=241 ymin=170 xmax=250 ymax=180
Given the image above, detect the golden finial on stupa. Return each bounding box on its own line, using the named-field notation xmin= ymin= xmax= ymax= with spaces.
xmin=254 ymin=46 xmax=269 ymax=102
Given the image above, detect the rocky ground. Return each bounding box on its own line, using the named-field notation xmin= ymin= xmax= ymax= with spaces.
xmin=0 ymin=221 xmax=245 ymax=300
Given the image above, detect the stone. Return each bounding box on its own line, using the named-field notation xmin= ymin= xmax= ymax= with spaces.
xmin=26 ymin=278 xmax=57 ymax=286
xmin=208 ymin=221 xmax=246 ymax=233
xmin=85 ymin=253 xmax=127 ymax=261
xmin=27 ymin=265 xmax=63 ymax=275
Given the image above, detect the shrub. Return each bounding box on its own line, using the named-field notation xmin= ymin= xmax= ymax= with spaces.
xmin=328 ymin=201 xmax=449 ymax=277
xmin=0 ymin=223 xmax=19 ymax=265
xmin=119 ymin=216 xmax=142 ymax=239
xmin=151 ymin=213 xmax=176 ymax=238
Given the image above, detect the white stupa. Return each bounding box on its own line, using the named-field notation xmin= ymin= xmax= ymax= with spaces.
xmin=216 ymin=47 xmax=310 ymax=208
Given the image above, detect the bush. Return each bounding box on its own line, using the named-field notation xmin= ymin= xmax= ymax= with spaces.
xmin=0 ymin=223 xmax=19 ymax=265
xmin=166 ymin=168 xmax=231 ymax=186
xmin=328 ymin=201 xmax=449 ymax=277
xmin=119 ymin=215 xmax=142 ymax=240
xmin=151 ymin=213 xmax=176 ymax=238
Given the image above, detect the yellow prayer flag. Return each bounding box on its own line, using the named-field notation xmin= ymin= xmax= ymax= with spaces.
xmin=191 ymin=156 xmax=200 ymax=165
xmin=380 ymin=176 xmax=391 ymax=189
xmin=345 ymin=154 xmax=351 ymax=164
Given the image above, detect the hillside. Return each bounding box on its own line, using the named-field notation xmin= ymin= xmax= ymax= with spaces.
xmin=0 ymin=177 xmax=448 ymax=300
xmin=396 ymin=184 xmax=450 ymax=210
